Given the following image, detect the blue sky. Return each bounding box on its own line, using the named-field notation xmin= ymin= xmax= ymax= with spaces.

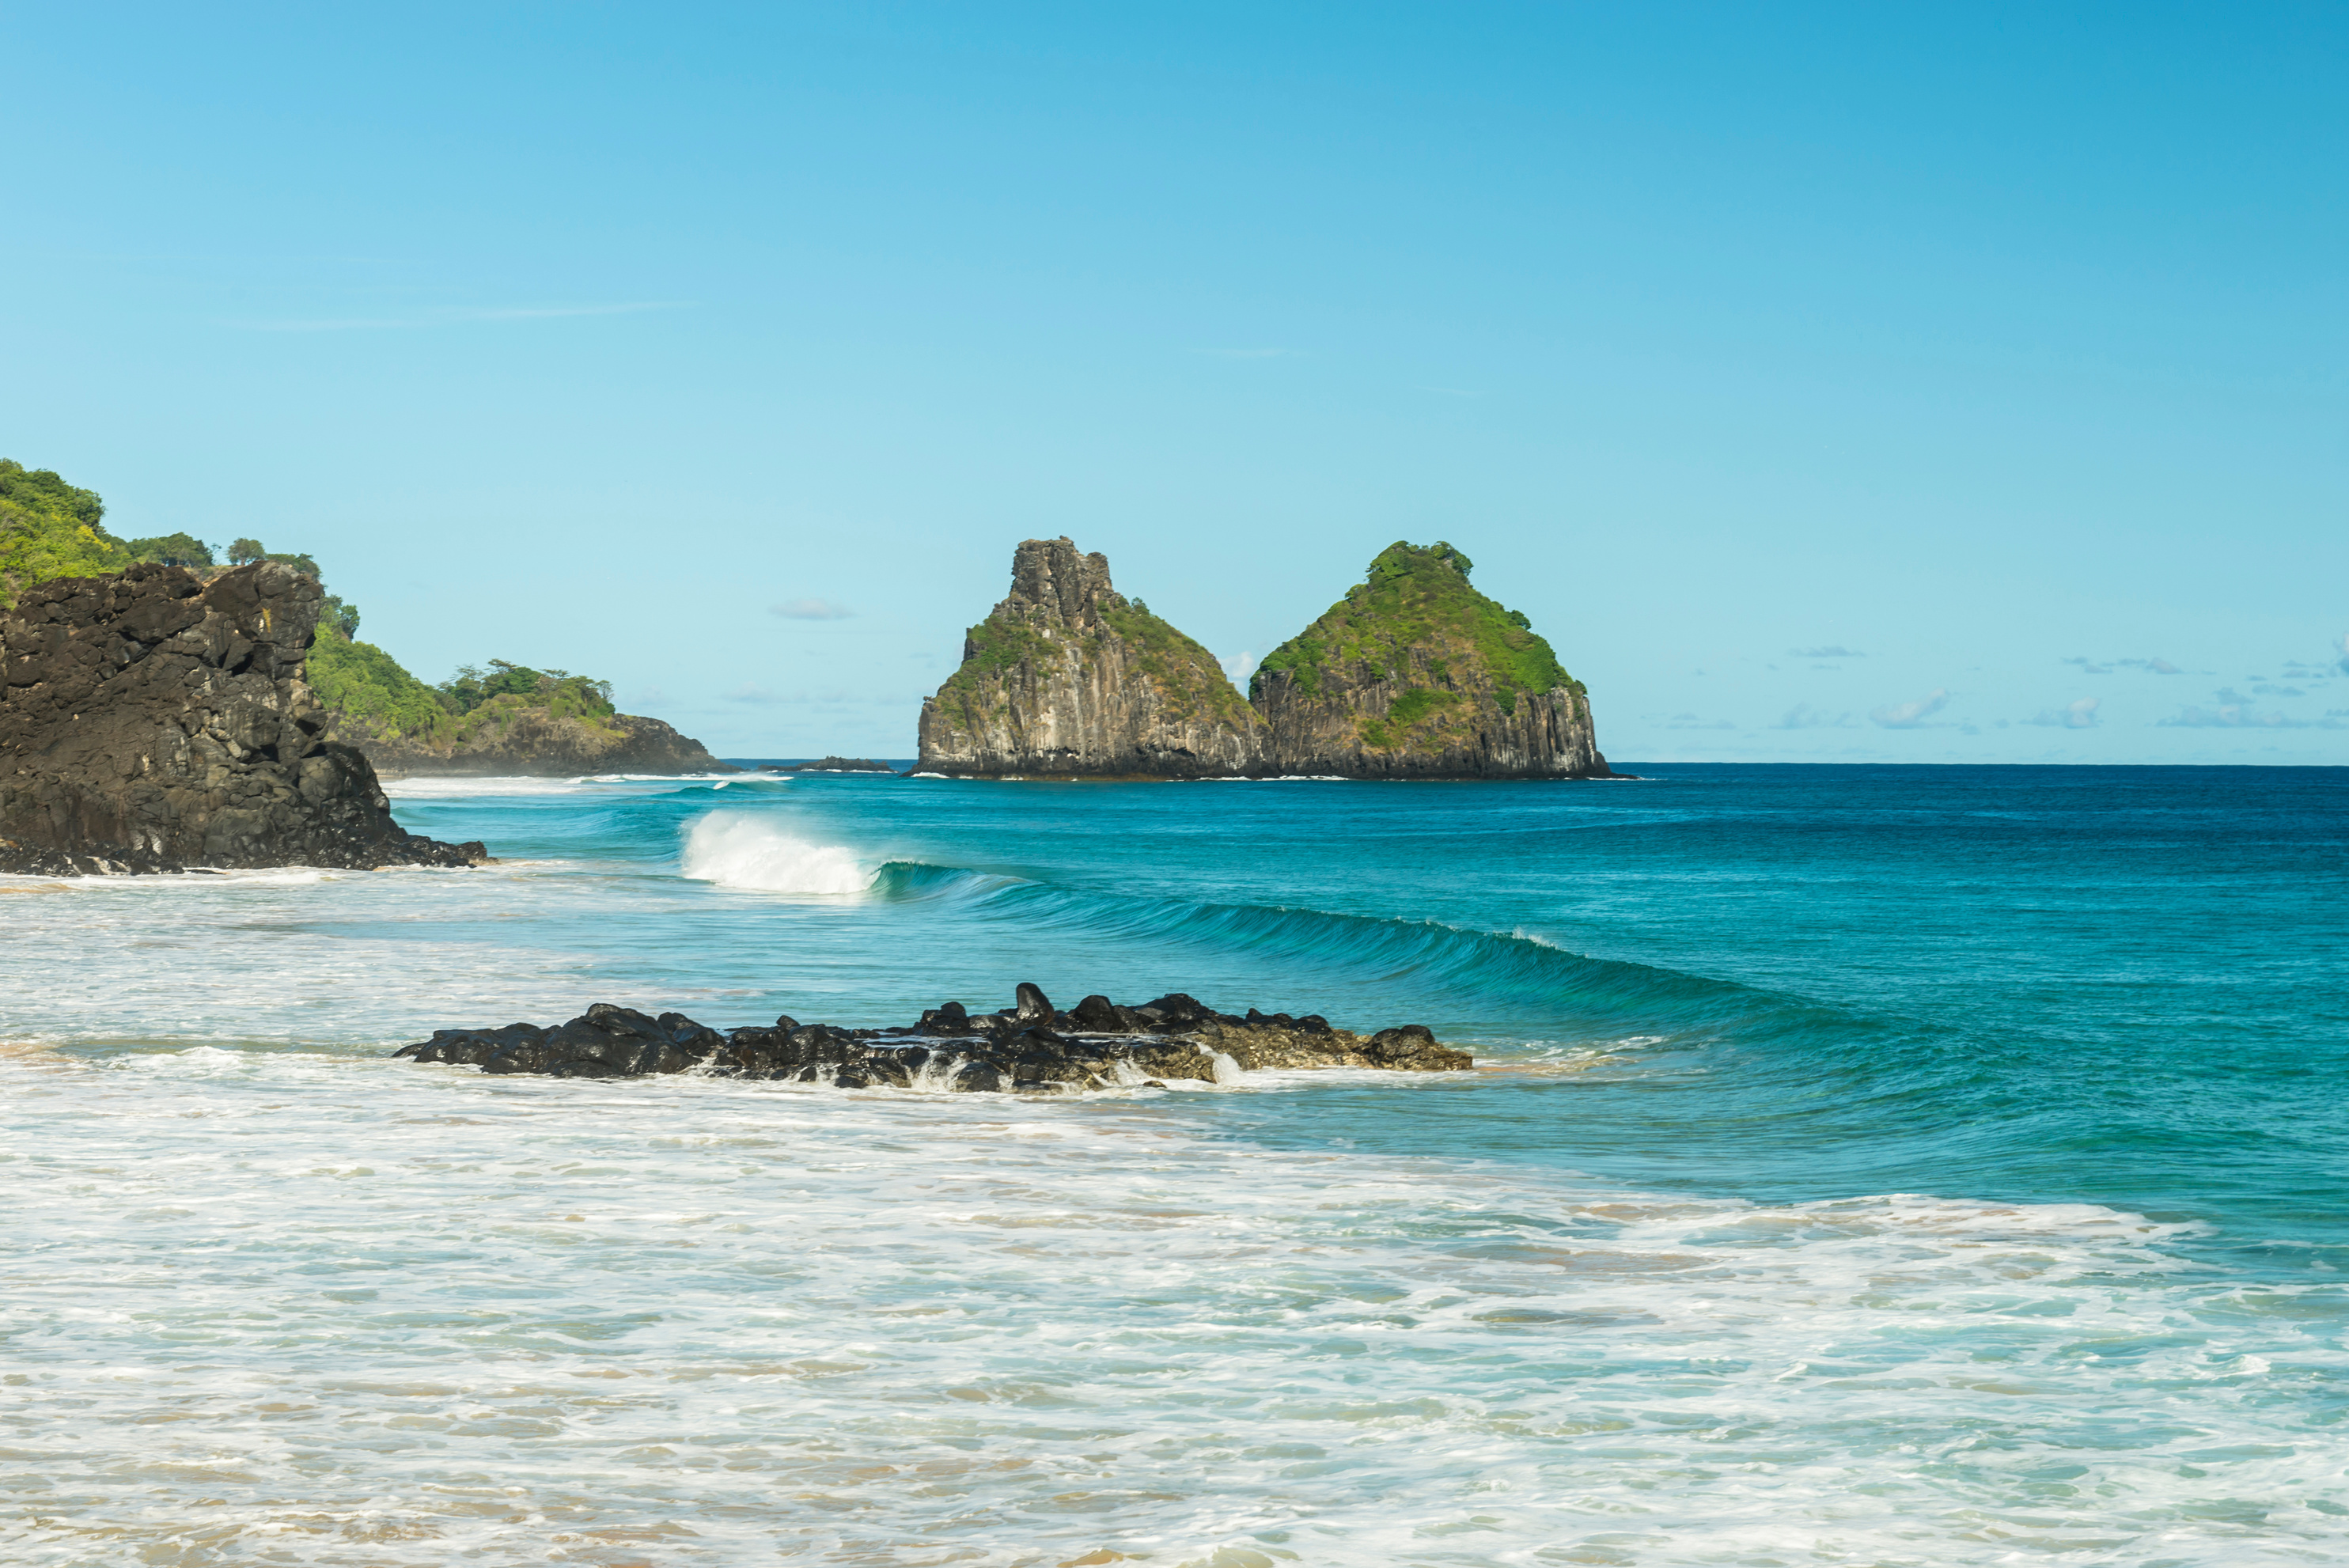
xmin=5 ymin=2 xmax=2343 ymax=762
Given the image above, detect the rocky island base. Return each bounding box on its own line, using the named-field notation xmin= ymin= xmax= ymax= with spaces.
xmin=396 ymin=983 xmax=1471 ymax=1091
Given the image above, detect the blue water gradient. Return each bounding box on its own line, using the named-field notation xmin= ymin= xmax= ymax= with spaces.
xmin=10 ymin=762 xmax=2349 ymax=1564
xmin=375 ymin=764 xmax=2349 ymax=1255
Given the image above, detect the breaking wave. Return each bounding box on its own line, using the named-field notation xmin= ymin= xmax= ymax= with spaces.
xmin=680 ymin=812 xmax=873 ymax=894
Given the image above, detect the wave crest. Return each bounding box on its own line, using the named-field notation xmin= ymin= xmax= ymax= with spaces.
xmin=681 ymin=812 xmax=872 ymax=894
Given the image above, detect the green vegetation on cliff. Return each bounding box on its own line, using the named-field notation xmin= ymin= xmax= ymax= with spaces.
xmin=1251 ymin=540 xmax=1578 ymax=718
xmin=1 ymin=460 xmax=129 ymax=604
xmin=1097 ymin=601 xmax=1258 ymax=725
xmin=0 ymin=460 xmax=318 ymax=604
xmin=310 ymin=632 xmax=620 ymax=751
xmin=306 ymin=625 xmax=457 ymax=747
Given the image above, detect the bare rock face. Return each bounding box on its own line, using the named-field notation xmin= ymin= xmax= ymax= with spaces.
xmin=0 ymin=562 xmax=486 ymax=874
xmin=394 ymin=984 xmax=1475 ymax=1088
xmin=916 ymin=536 xmax=1267 ymax=778
xmin=1251 ymin=541 xmax=1616 ymax=778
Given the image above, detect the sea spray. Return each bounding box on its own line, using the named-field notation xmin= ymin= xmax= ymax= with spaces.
xmin=680 ymin=811 xmax=872 ymax=894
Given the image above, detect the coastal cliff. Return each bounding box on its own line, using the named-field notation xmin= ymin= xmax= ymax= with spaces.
xmin=1251 ymin=541 xmax=1613 ymax=778
xmin=917 ymin=536 xmax=1267 ymax=778
xmin=0 ymin=562 xmax=484 ymax=874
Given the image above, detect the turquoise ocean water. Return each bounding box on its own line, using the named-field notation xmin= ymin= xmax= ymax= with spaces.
xmin=5 ymin=763 xmax=2346 ymax=1565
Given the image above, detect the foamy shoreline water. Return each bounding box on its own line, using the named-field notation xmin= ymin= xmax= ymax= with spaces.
xmin=10 ymin=1040 xmax=2341 ymax=1567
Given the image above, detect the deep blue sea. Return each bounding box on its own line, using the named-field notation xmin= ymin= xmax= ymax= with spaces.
xmin=6 ymin=763 xmax=2346 ymax=1566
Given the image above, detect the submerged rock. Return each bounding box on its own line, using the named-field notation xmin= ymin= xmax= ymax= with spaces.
xmin=394 ymin=986 xmax=1474 ymax=1089
xmin=0 ymin=562 xmax=487 ymax=876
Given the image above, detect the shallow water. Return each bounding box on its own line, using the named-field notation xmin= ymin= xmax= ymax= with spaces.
xmin=6 ymin=763 xmax=2346 ymax=1565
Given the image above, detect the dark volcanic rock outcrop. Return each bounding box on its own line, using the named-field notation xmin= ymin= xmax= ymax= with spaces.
xmin=917 ymin=537 xmax=1268 ymax=778
xmin=396 ymin=984 xmax=1472 ymax=1089
xmin=0 ymin=562 xmax=486 ymax=875
xmin=1253 ymin=541 xmax=1615 ymax=778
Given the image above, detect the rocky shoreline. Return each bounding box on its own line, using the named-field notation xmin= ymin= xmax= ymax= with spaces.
xmin=2 ymin=562 xmax=487 ymax=877
xmin=396 ymin=983 xmax=1472 ymax=1090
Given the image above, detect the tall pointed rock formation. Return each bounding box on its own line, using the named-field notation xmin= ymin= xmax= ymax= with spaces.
xmin=1249 ymin=541 xmax=1613 ymax=778
xmin=917 ymin=537 xmax=1267 ymax=777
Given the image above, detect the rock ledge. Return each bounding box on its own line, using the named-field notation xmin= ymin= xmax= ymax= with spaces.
xmin=395 ymin=983 xmax=1472 ymax=1090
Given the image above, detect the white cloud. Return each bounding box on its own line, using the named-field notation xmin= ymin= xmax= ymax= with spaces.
xmin=1870 ymin=688 xmax=1951 ymax=729
xmin=1775 ymin=703 xmax=1857 ymax=729
xmin=771 ymin=598 xmax=856 ymax=621
xmin=1219 ymin=650 xmax=1256 ymax=684
xmin=2025 ymin=697 xmax=2101 ymax=729
xmin=2158 ymin=704 xmax=2306 ymax=729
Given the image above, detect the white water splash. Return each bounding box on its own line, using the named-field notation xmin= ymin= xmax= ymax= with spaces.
xmin=910 ymin=1051 xmax=966 ymax=1092
xmin=680 ymin=812 xmax=872 ymax=894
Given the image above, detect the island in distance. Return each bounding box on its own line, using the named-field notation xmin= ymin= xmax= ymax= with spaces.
xmin=917 ymin=536 xmax=1620 ymax=779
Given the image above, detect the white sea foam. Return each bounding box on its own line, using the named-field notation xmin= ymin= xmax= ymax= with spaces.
xmin=679 ymin=811 xmax=873 ymax=894
xmin=4 ymin=1047 xmax=2343 ymax=1566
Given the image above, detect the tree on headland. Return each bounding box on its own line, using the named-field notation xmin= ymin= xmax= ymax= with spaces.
xmin=436 ymin=659 xmax=615 ymax=718
xmin=228 ymin=540 xmax=322 ymax=578
xmin=122 ymin=532 xmax=217 ymax=568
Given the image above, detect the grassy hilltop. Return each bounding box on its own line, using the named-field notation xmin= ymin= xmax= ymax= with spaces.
xmin=1252 ymin=540 xmax=1579 ymax=720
